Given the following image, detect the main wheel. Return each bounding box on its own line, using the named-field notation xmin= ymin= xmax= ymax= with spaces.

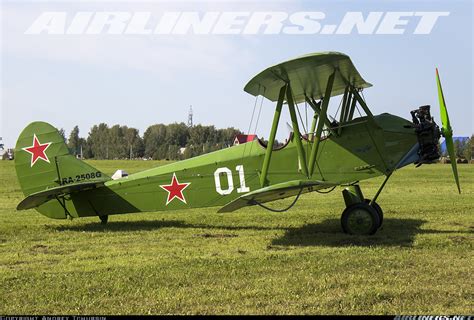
xmin=364 ymin=199 xmax=383 ymax=228
xmin=341 ymin=203 xmax=380 ymax=235
xmin=99 ymin=215 xmax=108 ymax=225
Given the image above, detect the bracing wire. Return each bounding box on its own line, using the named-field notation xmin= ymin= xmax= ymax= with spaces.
xmin=359 ymin=89 xmax=367 ymax=117
xmin=353 ymin=89 xmax=363 ymax=118
xmin=253 ymin=95 xmax=264 ymax=136
xmin=305 ymin=100 xmax=308 ymax=132
xmin=315 ymin=186 xmax=337 ymax=194
xmin=334 ymin=95 xmax=343 ymax=119
xmin=292 ymin=89 xmax=307 ymax=135
xmin=296 ymin=104 xmax=307 ymax=135
xmin=247 ymin=94 xmax=259 ymax=135
xmin=253 ymin=188 xmax=303 ymax=212
xmin=246 ymin=93 xmax=265 ymax=155
xmin=305 ymin=99 xmax=309 ymax=155
xmin=241 ymin=87 xmax=261 ymax=160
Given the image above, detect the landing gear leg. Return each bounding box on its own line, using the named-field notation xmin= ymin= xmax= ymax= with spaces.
xmin=364 ymin=199 xmax=383 ymax=228
xmin=99 ymin=215 xmax=108 ymax=225
xmin=366 ymin=172 xmax=392 ymax=228
xmin=340 ymin=185 xmax=381 ymax=235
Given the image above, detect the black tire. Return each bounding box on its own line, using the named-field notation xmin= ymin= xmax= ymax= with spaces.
xmin=99 ymin=215 xmax=108 ymax=225
xmin=341 ymin=203 xmax=380 ymax=235
xmin=364 ymin=199 xmax=383 ymax=228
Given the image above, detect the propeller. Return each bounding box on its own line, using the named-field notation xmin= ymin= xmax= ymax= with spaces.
xmin=436 ymin=68 xmax=461 ymax=193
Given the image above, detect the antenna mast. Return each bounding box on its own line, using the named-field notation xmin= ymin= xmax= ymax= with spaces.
xmin=187 ymin=105 xmax=193 ymax=127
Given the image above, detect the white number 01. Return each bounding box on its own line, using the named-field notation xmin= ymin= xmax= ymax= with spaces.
xmin=214 ymin=165 xmax=250 ymax=195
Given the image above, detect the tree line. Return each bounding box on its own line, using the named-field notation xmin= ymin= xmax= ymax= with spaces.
xmin=58 ymin=124 xmax=473 ymax=161
xmin=453 ymin=137 xmax=473 ymax=161
xmin=62 ymin=123 xmax=242 ymax=160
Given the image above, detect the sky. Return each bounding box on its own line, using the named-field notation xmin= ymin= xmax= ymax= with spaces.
xmin=1 ymin=0 xmax=473 ymax=147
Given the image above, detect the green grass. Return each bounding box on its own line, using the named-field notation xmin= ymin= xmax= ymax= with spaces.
xmin=0 ymin=160 xmax=473 ymax=315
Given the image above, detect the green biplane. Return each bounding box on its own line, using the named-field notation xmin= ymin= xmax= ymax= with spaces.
xmin=14 ymin=52 xmax=460 ymax=235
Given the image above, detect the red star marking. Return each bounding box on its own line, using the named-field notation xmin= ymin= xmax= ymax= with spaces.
xmin=160 ymin=173 xmax=191 ymax=205
xmin=22 ymin=134 xmax=51 ymax=167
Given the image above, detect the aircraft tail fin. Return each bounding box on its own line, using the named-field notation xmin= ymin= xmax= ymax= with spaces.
xmin=15 ymin=121 xmax=109 ymax=217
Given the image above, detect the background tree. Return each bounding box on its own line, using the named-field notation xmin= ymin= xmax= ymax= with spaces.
xmin=108 ymin=125 xmax=127 ymax=159
xmin=87 ymin=123 xmax=110 ymax=159
xmin=143 ymin=124 xmax=167 ymax=159
xmin=123 ymin=126 xmax=144 ymax=159
xmin=165 ymin=123 xmax=189 ymax=148
xmin=58 ymin=128 xmax=67 ymax=143
xmin=78 ymin=137 xmax=89 ymax=159
xmin=73 ymin=122 xmax=245 ymax=160
xmin=463 ymin=135 xmax=473 ymax=160
xmin=218 ymin=127 xmax=242 ymax=147
xmin=67 ymin=125 xmax=80 ymax=156
xmin=454 ymin=139 xmax=468 ymax=159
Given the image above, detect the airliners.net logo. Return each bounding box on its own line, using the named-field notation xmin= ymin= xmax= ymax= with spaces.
xmin=25 ymin=11 xmax=450 ymax=35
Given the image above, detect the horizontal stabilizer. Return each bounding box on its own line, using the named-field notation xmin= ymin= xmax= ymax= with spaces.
xmin=218 ymin=180 xmax=337 ymax=213
xmin=17 ymin=180 xmax=107 ymax=210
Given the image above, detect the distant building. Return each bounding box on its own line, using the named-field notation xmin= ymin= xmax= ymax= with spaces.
xmin=440 ymin=136 xmax=473 ymax=163
xmin=0 ymin=138 xmax=4 ymax=160
xmin=234 ymin=134 xmax=258 ymax=145
xmin=0 ymin=138 xmax=13 ymax=160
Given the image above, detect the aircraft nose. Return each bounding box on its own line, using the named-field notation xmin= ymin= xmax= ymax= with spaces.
xmin=373 ymin=113 xmax=419 ymax=170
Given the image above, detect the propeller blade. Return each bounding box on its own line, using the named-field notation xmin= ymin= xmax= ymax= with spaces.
xmin=436 ymin=68 xmax=461 ymax=194
xmin=436 ymin=68 xmax=451 ymax=133
xmin=445 ymin=136 xmax=461 ymax=194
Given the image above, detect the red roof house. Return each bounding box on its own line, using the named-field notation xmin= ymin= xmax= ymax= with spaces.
xmin=233 ymin=134 xmax=258 ymax=145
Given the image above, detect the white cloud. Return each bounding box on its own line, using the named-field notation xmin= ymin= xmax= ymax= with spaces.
xmin=2 ymin=4 xmax=262 ymax=77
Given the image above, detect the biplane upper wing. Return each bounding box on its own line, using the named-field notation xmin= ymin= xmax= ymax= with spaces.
xmin=218 ymin=180 xmax=338 ymax=213
xmin=244 ymin=51 xmax=371 ymax=104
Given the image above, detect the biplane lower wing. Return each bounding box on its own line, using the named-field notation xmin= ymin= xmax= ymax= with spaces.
xmin=17 ymin=180 xmax=106 ymax=210
xmin=218 ymin=180 xmax=338 ymax=213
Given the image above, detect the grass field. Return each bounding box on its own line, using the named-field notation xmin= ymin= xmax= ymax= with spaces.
xmin=0 ymin=160 xmax=473 ymax=315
